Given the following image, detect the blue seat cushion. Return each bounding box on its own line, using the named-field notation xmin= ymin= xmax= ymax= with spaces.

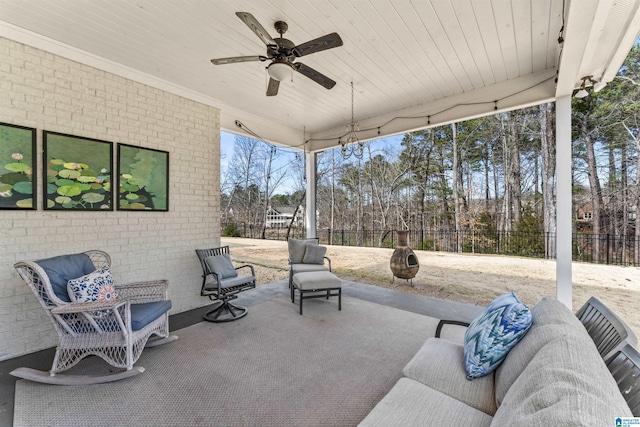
xmin=35 ymin=254 xmax=96 ymax=302
xmin=130 ymin=300 xmax=172 ymax=331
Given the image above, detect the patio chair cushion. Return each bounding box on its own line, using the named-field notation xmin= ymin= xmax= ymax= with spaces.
xmin=302 ymin=244 xmax=327 ymax=265
xmin=288 ymin=239 xmax=317 ymax=264
xmin=463 ymin=292 xmax=532 ymax=380
xmin=67 ymin=265 xmax=118 ymax=303
xmin=205 ymin=254 xmax=238 ymax=279
xmin=35 ymin=253 xmax=97 ymax=302
xmin=130 ymin=300 xmax=172 ymax=331
xmin=290 ymin=263 xmax=329 ymax=275
xmin=214 ymin=275 xmax=256 ymax=290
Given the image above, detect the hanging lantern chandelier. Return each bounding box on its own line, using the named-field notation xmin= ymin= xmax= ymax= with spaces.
xmin=340 ymin=81 xmax=364 ymax=160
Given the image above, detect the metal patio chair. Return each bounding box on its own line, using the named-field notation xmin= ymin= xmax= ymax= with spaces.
xmin=195 ymin=246 xmax=256 ymax=322
xmin=287 ymin=238 xmax=332 ymax=290
xmin=606 ymin=343 xmax=640 ymax=416
xmin=576 ymin=296 xmax=638 ymax=361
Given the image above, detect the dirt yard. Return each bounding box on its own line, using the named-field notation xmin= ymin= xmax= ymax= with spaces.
xmin=222 ymin=237 xmax=640 ymax=337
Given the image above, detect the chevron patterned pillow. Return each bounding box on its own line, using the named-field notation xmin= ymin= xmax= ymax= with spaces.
xmin=463 ymin=292 xmax=532 ymax=380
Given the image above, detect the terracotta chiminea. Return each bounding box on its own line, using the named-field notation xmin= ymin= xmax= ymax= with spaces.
xmin=390 ymin=230 xmax=420 ymax=285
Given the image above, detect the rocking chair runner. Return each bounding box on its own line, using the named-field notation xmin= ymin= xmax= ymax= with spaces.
xmin=196 ymin=246 xmax=256 ymax=322
xmin=12 ymin=250 xmax=178 ymax=385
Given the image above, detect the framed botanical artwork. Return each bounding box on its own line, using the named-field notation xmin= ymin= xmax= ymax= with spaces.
xmin=43 ymin=131 xmax=113 ymax=210
xmin=0 ymin=122 xmax=37 ymax=209
xmin=117 ymin=144 xmax=169 ymax=211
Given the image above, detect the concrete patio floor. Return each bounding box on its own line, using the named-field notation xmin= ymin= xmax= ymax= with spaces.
xmin=0 ymin=279 xmax=483 ymax=426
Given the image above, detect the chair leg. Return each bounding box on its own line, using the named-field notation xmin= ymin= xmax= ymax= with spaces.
xmin=204 ymin=300 xmax=248 ymax=323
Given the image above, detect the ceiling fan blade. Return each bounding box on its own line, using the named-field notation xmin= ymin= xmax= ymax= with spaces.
xmin=294 ymin=63 xmax=336 ymax=89
xmin=236 ymin=12 xmax=277 ymax=46
xmin=210 ymin=55 xmax=266 ymax=65
xmin=293 ymin=33 xmax=343 ymax=57
xmin=266 ymin=78 xmax=280 ymax=96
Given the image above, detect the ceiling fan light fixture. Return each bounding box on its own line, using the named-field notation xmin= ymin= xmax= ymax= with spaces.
xmin=593 ymin=80 xmax=607 ymax=92
xmin=267 ymin=62 xmax=292 ymax=81
xmin=574 ymin=88 xmax=589 ymax=98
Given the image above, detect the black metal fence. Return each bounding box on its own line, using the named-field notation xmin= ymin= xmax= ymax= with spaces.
xmin=221 ymin=222 xmax=640 ymax=267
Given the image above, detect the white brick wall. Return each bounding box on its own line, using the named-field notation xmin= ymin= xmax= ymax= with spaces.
xmin=0 ymin=37 xmax=221 ymax=360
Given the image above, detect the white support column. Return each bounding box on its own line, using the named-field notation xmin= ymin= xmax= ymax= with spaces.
xmin=555 ymin=96 xmax=572 ymax=309
xmin=305 ymin=151 xmax=317 ymax=238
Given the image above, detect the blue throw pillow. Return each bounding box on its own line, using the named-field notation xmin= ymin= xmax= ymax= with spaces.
xmin=463 ymin=292 xmax=532 ymax=380
xmin=205 ymin=254 xmax=238 ymax=279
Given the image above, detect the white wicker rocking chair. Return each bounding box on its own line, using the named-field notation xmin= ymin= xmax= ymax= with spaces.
xmin=12 ymin=250 xmax=178 ymax=385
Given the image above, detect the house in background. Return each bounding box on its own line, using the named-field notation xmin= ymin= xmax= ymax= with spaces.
xmin=265 ymin=206 xmax=304 ymax=228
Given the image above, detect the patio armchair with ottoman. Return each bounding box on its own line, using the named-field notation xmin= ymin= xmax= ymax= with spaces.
xmin=287 ymin=238 xmax=332 ymax=288
xmin=288 ymin=238 xmax=341 ymax=314
xmin=359 ymin=294 xmax=636 ymax=426
xmin=11 ymin=250 xmax=177 ymax=385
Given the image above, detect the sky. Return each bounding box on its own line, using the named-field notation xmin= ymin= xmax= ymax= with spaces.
xmin=220 ymin=130 xmax=405 ymax=195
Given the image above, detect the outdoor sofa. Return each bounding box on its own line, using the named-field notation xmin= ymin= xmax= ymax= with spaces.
xmin=359 ymin=296 xmax=635 ymax=425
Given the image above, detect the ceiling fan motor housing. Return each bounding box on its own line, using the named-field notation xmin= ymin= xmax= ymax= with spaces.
xmin=267 ymin=37 xmax=296 ymax=62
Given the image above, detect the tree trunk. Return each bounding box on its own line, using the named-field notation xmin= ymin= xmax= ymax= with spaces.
xmin=261 ymin=146 xmax=275 ymax=239
xmin=500 ymin=115 xmax=511 ymax=231
xmin=621 ymin=142 xmax=628 ymax=263
xmin=286 ymin=191 xmax=306 ymax=241
xmin=608 ymin=145 xmax=617 ymax=236
xmin=452 ymin=123 xmax=461 ymax=251
xmin=509 ymin=112 xmax=522 ymax=225
xmin=330 ymin=149 xmax=335 ymax=244
xmin=580 ymin=98 xmax=605 ymax=262
xmin=540 ymin=103 xmax=557 ymax=257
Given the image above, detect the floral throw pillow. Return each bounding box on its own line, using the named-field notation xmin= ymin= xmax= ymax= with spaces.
xmin=67 ymin=265 xmax=118 ymax=303
xmin=463 ymin=292 xmax=532 ymax=380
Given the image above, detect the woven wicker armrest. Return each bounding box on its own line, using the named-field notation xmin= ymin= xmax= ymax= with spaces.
xmin=115 ymin=279 xmax=169 ymax=303
xmin=51 ymin=299 xmax=127 ymax=315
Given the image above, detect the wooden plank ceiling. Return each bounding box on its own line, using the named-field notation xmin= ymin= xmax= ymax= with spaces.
xmin=0 ymin=0 xmax=639 ymax=150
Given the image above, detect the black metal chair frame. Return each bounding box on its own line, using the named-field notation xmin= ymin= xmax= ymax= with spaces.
xmin=606 ymin=343 xmax=640 ymax=416
xmin=195 ymin=246 xmax=256 ymax=322
xmin=576 ymin=296 xmax=638 ymax=361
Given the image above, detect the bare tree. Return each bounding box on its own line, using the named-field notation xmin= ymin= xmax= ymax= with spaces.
xmin=574 ymin=96 xmax=606 ymax=262
xmin=540 ymin=103 xmax=556 ymax=257
xmin=452 ymin=123 xmax=462 ymax=251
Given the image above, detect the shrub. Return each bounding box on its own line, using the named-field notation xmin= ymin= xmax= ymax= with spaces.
xmin=223 ymin=223 xmax=242 ymax=237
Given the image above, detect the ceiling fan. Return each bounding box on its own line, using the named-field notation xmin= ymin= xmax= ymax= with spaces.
xmin=210 ymin=12 xmax=343 ymax=96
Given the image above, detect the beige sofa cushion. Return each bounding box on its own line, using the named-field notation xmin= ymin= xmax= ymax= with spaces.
xmin=403 ymin=338 xmax=497 ymax=415
xmin=494 ymin=297 xmax=585 ymax=406
xmin=492 ymin=332 xmax=633 ymax=425
xmin=358 ymin=377 xmax=493 ymax=427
